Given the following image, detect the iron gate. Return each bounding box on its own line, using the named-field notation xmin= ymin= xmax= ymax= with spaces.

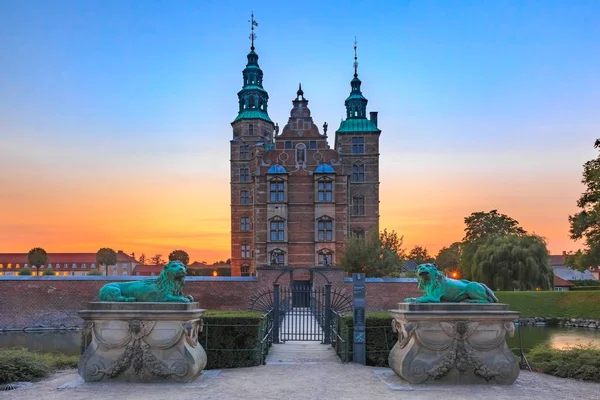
xmin=273 ymin=282 xmax=330 ymax=343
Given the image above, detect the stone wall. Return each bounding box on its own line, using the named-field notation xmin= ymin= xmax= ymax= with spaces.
xmin=0 ymin=274 xmax=418 ymax=330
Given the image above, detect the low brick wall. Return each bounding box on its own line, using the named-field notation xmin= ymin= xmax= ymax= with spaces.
xmin=0 ymin=275 xmax=418 ymax=330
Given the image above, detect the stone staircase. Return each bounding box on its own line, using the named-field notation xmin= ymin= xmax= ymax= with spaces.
xmin=265 ymin=341 xmax=341 ymax=365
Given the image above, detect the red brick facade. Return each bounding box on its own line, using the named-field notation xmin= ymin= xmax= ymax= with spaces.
xmin=0 ymin=275 xmax=418 ymax=330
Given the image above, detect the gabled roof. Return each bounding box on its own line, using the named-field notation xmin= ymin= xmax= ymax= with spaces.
xmin=554 ymin=275 xmax=574 ymax=287
xmin=0 ymin=251 xmax=136 ymax=264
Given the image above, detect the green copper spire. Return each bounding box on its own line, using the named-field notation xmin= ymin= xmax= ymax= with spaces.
xmin=233 ymin=12 xmax=272 ymax=123
xmin=337 ymin=38 xmax=380 ymax=133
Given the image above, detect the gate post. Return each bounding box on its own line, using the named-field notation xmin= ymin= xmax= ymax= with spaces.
xmin=323 ymin=283 xmax=332 ymax=344
xmin=273 ymin=283 xmax=280 ymax=344
xmin=352 ymin=273 xmax=366 ymax=364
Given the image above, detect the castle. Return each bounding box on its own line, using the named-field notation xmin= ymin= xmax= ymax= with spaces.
xmin=229 ymin=19 xmax=381 ymax=276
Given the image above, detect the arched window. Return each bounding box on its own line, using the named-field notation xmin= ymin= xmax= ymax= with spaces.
xmin=317 ymin=249 xmax=333 ymax=267
xmin=352 ymin=195 xmax=365 ymax=216
xmin=269 ymin=178 xmax=285 ymax=202
xmin=269 ymin=249 xmax=285 ymax=266
xmin=317 ymin=217 xmax=333 ymax=241
xmin=269 ymin=217 xmax=285 ymax=242
xmin=296 ymin=143 xmax=306 ymax=164
xmin=317 ymin=178 xmax=333 ymax=202
xmin=352 ymin=162 xmax=365 ymax=182
xmin=241 ymin=264 xmax=250 ymax=277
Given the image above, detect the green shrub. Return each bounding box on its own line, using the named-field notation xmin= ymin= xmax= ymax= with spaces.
xmin=569 ymin=280 xmax=599 ymax=287
xmin=496 ymin=291 xmax=600 ymax=319
xmin=200 ymin=311 xmax=269 ymax=369
xmin=0 ymin=348 xmax=78 ymax=384
xmin=18 ymin=267 xmax=32 ymax=276
xmin=87 ymin=269 xmax=103 ymax=276
xmin=528 ymin=344 xmax=600 ymax=382
xmin=570 ymin=286 xmax=600 ymax=291
xmin=42 ymin=267 xmax=55 ymax=276
xmin=338 ymin=311 xmax=395 ymax=367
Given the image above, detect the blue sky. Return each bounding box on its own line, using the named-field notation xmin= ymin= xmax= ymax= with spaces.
xmin=1 ymin=0 xmax=599 ymax=260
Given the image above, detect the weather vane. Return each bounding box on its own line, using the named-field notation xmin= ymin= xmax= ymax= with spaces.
xmin=249 ymin=11 xmax=259 ymax=50
xmin=353 ymin=37 xmax=359 ymax=77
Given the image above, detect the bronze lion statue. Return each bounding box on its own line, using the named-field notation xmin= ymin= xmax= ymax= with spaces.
xmin=99 ymin=261 xmax=193 ymax=303
xmin=404 ymin=263 xmax=498 ymax=303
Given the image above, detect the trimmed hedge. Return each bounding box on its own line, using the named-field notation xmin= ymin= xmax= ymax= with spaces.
xmin=338 ymin=312 xmax=395 ymax=367
xmin=528 ymin=344 xmax=600 ymax=382
xmin=569 ymin=280 xmax=599 ymax=287
xmin=200 ymin=311 xmax=269 ymax=369
xmin=0 ymin=348 xmax=79 ymax=384
xmin=570 ymin=286 xmax=600 ymax=291
xmin=496 ymin=291 xmax=600 ymax=319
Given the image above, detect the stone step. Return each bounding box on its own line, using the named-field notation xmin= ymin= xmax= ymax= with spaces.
xmin=265 ymin=341 xmax=341 ymax=365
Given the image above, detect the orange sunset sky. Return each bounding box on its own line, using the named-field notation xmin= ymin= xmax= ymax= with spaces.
xmin=1 ymin=2 xmax=598 ymax=262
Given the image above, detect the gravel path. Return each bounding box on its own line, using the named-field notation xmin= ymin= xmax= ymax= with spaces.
xmin=3 ymin=365 xmax=600 ymax=400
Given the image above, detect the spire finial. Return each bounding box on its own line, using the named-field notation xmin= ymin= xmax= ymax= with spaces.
xmin=297 ymin=82 xmax=304 ymax=99
xmin=249 ymin=11 xmax=258 ymax=51
xmin=353 ymin=37 xmax=358 ymax=78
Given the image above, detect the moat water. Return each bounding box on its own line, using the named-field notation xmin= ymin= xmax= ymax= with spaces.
xmin=0 ymin=325 xmax=599 ymax=356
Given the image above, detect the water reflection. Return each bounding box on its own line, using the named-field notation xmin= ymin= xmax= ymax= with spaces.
xmin=507 ymin=325 xmax=600 ymax=352
xmin=0 ymin=330 xmax=82 ymax=356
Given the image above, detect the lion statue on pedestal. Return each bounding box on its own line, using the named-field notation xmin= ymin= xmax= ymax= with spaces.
xmin=404 ymin=263 xmax=497 ymax=304
xmin=99 ymin=261 xmax=193 ymax=303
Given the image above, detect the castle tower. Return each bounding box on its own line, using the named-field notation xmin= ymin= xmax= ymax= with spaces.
xmin=230 ymin=13 xmax=275 ymax=276
xmin=335 ymin=39 xmax=381 ymax=238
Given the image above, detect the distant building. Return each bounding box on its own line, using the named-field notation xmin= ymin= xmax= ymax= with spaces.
xmin=229 ymin=35 xmax=381 ymax=276
xmin=133 ymin=262 xmax=232 ymax=277
xmin=553 ymin=275 xmax=574 ymax=291
xmin=550 ymin=253 xmax=596 ymax=281
xmin=0 ymin=250 xmax=136 ymax=276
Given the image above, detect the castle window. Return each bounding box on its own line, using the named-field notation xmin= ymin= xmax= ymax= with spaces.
xmin=269 ymin=179 xmax=285 ymax=202
xmin=240 ymin=145 xmax=249 ymax=160
xmin=241 ymin=244 xmax=251 ymax=259
xmin=285 ymin=141 xmax=292 ymax=150
xmin=240 ymin=167 xmax=250 ymax=183
xmin=72 ymin=263 xmax=77 ymax=269
xmin=317 ymin=179 xmax=333 ymax=202
xmin=352 ymin=137 xmax=365 ymax=154
xmin=240 ymin=217 xmax=250 ymax=231
xmin=16 ymin=263 xmax=20 ymax=268
xmin=269 ymin=249 xmax=285 ymax=266
xmin=248 ymin=123 xmax=254 ymax=136
xmin=241 ymin=264 xmax=250 ymax=277
xmin=270 ymin=218 xmax=285 ymax=242
xmin=82 ymin=264 xmax=86 ymax=269
xmin=352 ymin=228 xmax=365 ymax=238
xmin=352 ymin=195 xmax=365 ymax=215
xmin=318 ymin=250 xmax=333 ymax=267
xmin=309 ymin=140 xmax=317 ymax=150
xmin=7 ymin=263 xmax=11 ymax=269
xmin=317 ymin=218 xmax=333 ymax=241
xmin=296 ymin=143 xmax=306 ymax=164
xmin=240 ymin=190 xmax=250 ymax=205
xmin=352 ymin=163 xmax=365 ymax=182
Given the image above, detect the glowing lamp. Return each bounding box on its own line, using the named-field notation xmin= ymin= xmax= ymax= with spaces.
xmin=212 ymin=271 xmax=218 ymax=277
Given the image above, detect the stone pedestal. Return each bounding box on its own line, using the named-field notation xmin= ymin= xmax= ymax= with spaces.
xmin=78 ymin=302 xmax=207 ymax=383
xmin=389 ymin=303 xmax=519 ymax=385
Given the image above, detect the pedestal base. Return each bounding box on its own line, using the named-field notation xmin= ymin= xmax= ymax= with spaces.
xmin=389 ymin=303 xmax=519 ymax=385
xmin=78 ymin=302 xmax=207 ymax=383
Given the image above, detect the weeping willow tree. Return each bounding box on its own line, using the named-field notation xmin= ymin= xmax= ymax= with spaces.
xmin=472 ymin=234 xmax=553 ymax=291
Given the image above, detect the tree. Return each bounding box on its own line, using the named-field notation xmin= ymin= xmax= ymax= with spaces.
xmin=42 ymin=267 xmax=55 ymax=276
xmin=436 ymin=242 xmax=461 ymax=273
xmin=407 ymin=245 xmax=434 ymax=265
xmin=18 ymin=266 xmax=32 ymax=276
xmin=472 ymin=234 xmax=553 ymax=291
xmin=168 ymin=250 xmax=189 ymax=265
xmin=27 ymin=247 xmax=48 ymax=276
xmin=87 ymin=269 xmax=103 ymax=276
xmin=96 ymin=248 xmax=117 ymax=276
xmin=150 ymin=254 xmax=165 ymax=265
xmin=138 ymin=253 xmax=147 ymax=264
xmin=338 ymin=229 xmax=405 ymax=277
xmin=460 ymin=210 xmax=527 ymax=279
xmin=567 ymin=139 xmax=600 ymax=271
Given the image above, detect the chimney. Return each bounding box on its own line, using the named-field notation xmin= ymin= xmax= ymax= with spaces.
xmin=369 ymin=111 xmax=378 ymax=127
xmin=562 ymin=251 xmax=566 ymax=256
